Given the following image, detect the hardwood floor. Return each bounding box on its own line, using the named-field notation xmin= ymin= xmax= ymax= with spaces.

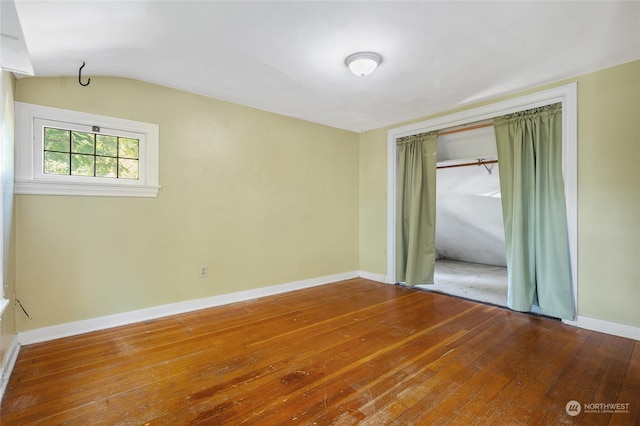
xmin=1 ymin=278 xmax=638 ymax=425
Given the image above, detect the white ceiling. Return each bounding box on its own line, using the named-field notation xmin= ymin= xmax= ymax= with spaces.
xmin=10 ymin=1 xmax=640 ymax=132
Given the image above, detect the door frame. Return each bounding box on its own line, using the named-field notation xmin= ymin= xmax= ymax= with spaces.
xmin=386 ymin=83 xmax=578 ymax=316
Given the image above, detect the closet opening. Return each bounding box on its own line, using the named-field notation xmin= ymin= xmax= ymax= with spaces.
xmin=387 ymin=83 xmax=578 ymax=322
xmin=415 ymin=121 xmax=508 ymax=307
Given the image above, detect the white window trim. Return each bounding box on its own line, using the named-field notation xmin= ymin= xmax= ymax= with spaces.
xmin=387 ymin=83 xmax=578 ymax=318
xmin=0 ymin=70 xmax=4 ymax=301
xmin=15 ymin=102 xmax=160 ymax=197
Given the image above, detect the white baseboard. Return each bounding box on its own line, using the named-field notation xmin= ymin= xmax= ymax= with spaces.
xmin=18 ymin=271 xmax=359 ymax=345
xmin=358 ymin=271 xmax=391 ymax=284
xmin=564 ymin=315 xmax=640 ymax=341
xmin=17 ymin=272 xmax=640 ymax=346
xmin=0 ymin=335 xmax=20 ymax=401
xmin=356 ymin=272 xmax=640 ymax=341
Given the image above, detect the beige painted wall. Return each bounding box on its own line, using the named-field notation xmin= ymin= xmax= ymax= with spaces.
xmin=15 ymin=77 xmax=359 ymax=331
xmin=358 ymin=127 xmax=388 ymax=274
xmin=576 ymin=61 xmax=639 ymax=327
xmin=358 ymin=60 xmax=640 ymax=327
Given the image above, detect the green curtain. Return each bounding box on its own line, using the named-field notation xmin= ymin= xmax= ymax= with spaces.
xmin=494 ymin=103 xmax=574 ymax=320
xmin=396 ymin=132 xmax=438 ymax=285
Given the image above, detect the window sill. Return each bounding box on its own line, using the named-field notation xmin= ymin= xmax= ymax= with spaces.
xmin=15 ymin=179 xmax=160 ymax=197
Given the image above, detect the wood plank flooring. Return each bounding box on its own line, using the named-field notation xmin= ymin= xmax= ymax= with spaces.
xmin=1 ymin=278 xmax=638 ymax=425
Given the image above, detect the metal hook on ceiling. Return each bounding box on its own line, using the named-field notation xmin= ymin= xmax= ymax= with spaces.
xmin=79 ymin=61 xmax=91 ymax=87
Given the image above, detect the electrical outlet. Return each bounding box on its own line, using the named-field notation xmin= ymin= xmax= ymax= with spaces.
xmin=199 ymin=266 xmax=208 ymax=278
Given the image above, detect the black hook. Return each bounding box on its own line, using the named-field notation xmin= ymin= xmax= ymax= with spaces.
xmin=79 ymin=61 xmax=91 ymax=86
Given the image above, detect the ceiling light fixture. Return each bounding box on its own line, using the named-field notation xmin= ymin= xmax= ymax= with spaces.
xmin=345 ymin=52 xmax=382 ymax=77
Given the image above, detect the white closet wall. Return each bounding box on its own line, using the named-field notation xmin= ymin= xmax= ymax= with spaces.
xmin=435 ymin=125 xmax=506 ymax=267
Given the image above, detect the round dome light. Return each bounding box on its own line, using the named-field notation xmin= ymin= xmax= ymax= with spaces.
xmin=345 ymin=52 xmax=382 ymax=77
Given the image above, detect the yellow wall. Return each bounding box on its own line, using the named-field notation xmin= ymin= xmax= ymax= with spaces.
xmin=15 ymin=77 xmax=359 ymax=331
xmin=576 ymin=61 xmax=640 ymax=327
xmin=358 ymin=60 xmax=640 ymax=327
xmin=358 ymin=127 xmax=387 ymax=274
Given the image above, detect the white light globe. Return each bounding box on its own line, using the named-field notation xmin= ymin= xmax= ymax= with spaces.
xmin=345 ymin=52 xmax=382 ymax=77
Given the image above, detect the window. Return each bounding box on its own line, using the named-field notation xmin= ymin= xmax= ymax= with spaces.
xmin=15 ymin=102 xmax=160 ymax=197
xmin=43 ymin=127 xmax=140 ymax=179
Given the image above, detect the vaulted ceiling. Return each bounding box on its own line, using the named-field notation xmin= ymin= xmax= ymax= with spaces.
xmin=10 ymin=1 xmax=640 ymax=132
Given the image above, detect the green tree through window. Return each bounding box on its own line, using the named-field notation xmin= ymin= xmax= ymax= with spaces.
xmin=43 ymin=127 xmax=139 ymax=180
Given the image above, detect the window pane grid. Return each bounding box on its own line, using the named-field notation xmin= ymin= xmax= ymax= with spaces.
xmin=43 ymin=127 xmax=139 ymax=180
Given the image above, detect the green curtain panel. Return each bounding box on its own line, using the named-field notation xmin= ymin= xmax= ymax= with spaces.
xmin=396 ymin=132 xmax=438 ymax=285
xmin=494 ymin=103 xmax=574 ymax=320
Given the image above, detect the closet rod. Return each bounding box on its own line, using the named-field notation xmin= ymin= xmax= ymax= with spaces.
xmin=437 ymin=122 xmax=493 ymax=137
xmin=437 ymin=159 xmax=498 ymax=170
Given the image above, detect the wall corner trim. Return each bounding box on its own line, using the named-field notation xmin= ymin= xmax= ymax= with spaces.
xmin=358 ymin=271 xmax=391 ymax=284
xmin=0 ymin=335 xmax=20 ymax=402
xmin=17 ymin=271 xmax=359 ymax=345
xmin=564 ymin=315 xmax=640 ymax=341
